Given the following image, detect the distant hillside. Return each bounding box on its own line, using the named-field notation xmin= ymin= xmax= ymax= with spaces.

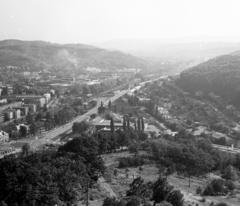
xmin=92 ymin=38 xmax=240 ymax=62
xmin=0 ymin=40 xmax=149 ymax=70
xmin=176 ymin=53 xmax=240 ymax=108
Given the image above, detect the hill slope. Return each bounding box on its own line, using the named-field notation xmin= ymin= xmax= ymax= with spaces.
xmin=176 ymin=53 xmax=240 ymax=108
xmin=92 ymin=38 xmax=240 ymax=61
xmin=0 ymin=40 xmax=149 ymax=70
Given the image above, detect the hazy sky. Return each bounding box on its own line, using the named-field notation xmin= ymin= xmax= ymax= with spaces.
xmin=0 ymin=0 xmax=240 ymax=44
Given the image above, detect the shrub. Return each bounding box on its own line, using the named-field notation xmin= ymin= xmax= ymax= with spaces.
xmin=203 ymin=183 xmax=214 ymax=196
xmin=215 ymin=202 xmax=229 ymax=206
xmin=203 ymin=179 xmax=225 ymax=196
xmin=157 ymin=201 xmax=173 ymax=206
xmin=113 ymin=169 xmax=118 ymax=177
xmin=104 ymin=170 xmax=112 ymax=182
xmin=118 ymin=156 xmax=145 ymax=168
xmin=196 ymin=186 xmax=202 ymax=195
xmin=165 ymin=190 xmax=184 ymax=206
xmin=119 ymin=158 xmax=129 ymax=168
xmin=225 ymin=180 xmax=235 ymax=191
xmin=222 ymin=165 xmax=238 ymax=181
xmin=199 ymin=197 xmax=206 ymax=203
xmin=211 ymin=179 xmax=225 ymax=194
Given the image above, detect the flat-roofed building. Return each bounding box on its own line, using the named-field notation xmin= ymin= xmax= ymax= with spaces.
xmin=43 ymin=93 xmax=51 ymax=104
xmin=0 ymin=131 xmax=9 ymax=143
xmin=24 ymin=97 xmax=45 ymax=108
xmin=13 ymin=106 xmax=28 ymax=116
xmin=4 ymin=109 xmax=21 ymax=119
xmin=13 ymin=109 xmax=21 ymax=119
xmin=3 ymin=110 xmax=14 ymax=120
xmin=22 ymin=104 xmax=37 ymax=113
xmin=93 ymin=121 xmax=124 ymax=131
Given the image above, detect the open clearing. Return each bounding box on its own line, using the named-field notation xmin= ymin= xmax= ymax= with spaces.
xmin=100 ymin=151 xmax=240 ymax=206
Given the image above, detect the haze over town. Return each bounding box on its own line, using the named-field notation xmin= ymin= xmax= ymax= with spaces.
xmin=2 ymin=1 xmax=240 ymax=206
xmin=1 ymin=0 xmax=240 ymax=44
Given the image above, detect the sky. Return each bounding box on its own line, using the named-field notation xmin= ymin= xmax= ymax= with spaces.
xmin=0 ymin=0 xmax=240 ymax=44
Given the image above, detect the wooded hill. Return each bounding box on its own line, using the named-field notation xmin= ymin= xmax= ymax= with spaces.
xmin=0 ymin=40 xmax=149 ymax=70
xmin=176 ymin=53 xmax=240 ymax=108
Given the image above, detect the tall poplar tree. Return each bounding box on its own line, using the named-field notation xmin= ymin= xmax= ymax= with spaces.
xmin=137 ymin=118 xmax=141 ymax=131
xmin=110 ymin=117 xmax=115 ymax=134
xmin=108 ymin=100 xmax=112 ymax=110
xmin=123 ymin=117 xmax=126 ymax=131
xmin=141 ymin=117 xmax=145 ymax=131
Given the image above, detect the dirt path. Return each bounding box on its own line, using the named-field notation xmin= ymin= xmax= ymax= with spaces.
xmin=99 ymin=177 xmax=117 ymax=198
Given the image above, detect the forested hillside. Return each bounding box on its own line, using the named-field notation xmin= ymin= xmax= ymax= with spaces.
xmin=176 ymin=54 xmax=240 ymax=108
xmin=0 ymin=40 xmax=149 ymax=70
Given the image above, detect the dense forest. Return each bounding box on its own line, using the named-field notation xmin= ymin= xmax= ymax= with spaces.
xmin=175 ymin=54 xmax=240 ymax=108
xmin=0 ymin=133 xmax=105 ymax=206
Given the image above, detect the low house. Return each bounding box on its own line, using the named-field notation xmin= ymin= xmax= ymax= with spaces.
xmin=43 ymin=93 xmax=51 ymax=104
xmin=3 ymin=110 xmax=14 ymax=120
xmin=13 ymin=106 xmax=28 ymax=116
xmin=13 ymin=109 xmax=21 ymax=119
xmin=93 ymin=121 xmax=124 ymax=131
xmin=22 ymin=104 xmax=37 ymax=113
xmin=0 ymin=131 xmax=9 ymax=143
xmin=16 ymin=124 xmax=30 ymax=133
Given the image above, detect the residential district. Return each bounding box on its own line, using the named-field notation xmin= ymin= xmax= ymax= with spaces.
xmin=1 ymin=67 xmax=240 ymax=206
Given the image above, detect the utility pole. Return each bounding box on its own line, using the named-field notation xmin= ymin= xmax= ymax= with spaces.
xmin=86 ymin=179 xmax=89 ymax=206
xmin=86 ymin=164 xmax=89 ymax=206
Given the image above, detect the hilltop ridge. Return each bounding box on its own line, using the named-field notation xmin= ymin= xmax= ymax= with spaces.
xmin=0 ymin=39 xmax=148 ymax=70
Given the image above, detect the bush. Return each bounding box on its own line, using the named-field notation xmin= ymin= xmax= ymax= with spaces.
xmin=90 ymin=113 xmax=97 ymax=119
xmin=119 ymin=158 xmax=129 ymax=168
xmin=222 ymin=165 xmax=238 ymax=181
xmin=203 ymin=179 xmax=225 ymax=196
xmin=165 ymin=190 xmax=184 ymax=206
xmin=118 ymin=156 xmax=145 ymax=168
xmin=225 ymin=180 xmax=236 ymax=191
xmin=215 ymin=202 xmax=229 ymax=206
xmin=104 ymin=170 xmax=112 ymax=183
xmin=203 ymin=184 xmax=214 ymax=196
xmin=196 ymin=186 xmax=202 ymax=195
xmin=199 ymin=197 xmax=206 ymax=203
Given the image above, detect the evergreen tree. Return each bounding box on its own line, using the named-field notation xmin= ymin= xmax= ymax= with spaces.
xmin=123 ymin=117 xmax=126 ymax=131
xmin=22 ymin=143 xmax=30 ymax=155
xmin=141 ymin=117 xmax=145 ymax=131
xmin=30 ymin=122 xmax=37 ymax=136
xmin=137 ymin=118 xmax=141 ymax=131
xmin=155 ymin=105 xmax=158 ymax=116
xmin=111 ymin=117 xmax=115 ymax=134
xmin=108 ymin=100 xmax=112 ymax=110
xmin=131 ymin=95 xmax=135 ymax=106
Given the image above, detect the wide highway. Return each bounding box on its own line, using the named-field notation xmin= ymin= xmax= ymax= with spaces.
xmin=30 ymin=89 xmax=129 ymax=148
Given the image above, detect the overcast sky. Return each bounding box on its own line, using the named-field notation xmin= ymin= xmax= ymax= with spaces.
xmin=0 ymin=0 xmax=240 ymax=44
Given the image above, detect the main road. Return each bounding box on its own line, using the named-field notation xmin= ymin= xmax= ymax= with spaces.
xmin=31 ymin=90 xmax=129 ymax=148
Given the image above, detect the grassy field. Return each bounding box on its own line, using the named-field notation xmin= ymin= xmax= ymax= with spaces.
xmin=90 ymin=151 xmax=240 ymax=206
